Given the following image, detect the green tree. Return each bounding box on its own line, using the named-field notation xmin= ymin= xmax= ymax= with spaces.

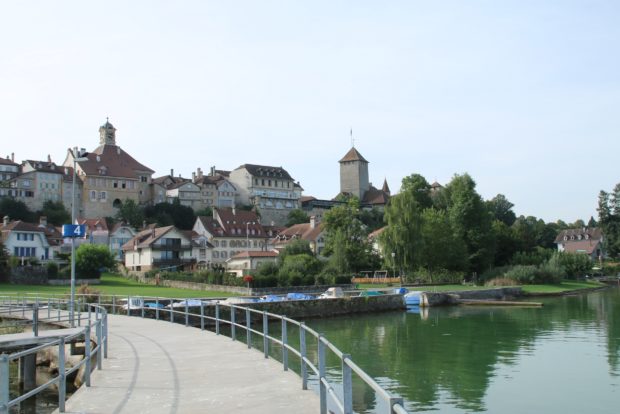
xmin=359 ymin=207 xmax=385 ymax=233
xmin=380 ymin=188 xmax=424 ymax=273
xmin=491 ymin=220 xmax=520 ymax=266
xmin=418 ymin=208 xmax=467 ymax=273
xmin=37 ymin=200 xmax=70 ymax=226
xmin=279 ymin=239 xmax=313 ymax=263
xmin=0 ymin=241 xmax=9 ymax=282
xmin=75 ymin=244 xmax=116 ymax=278
xmin=286 ymin=209 xmax=309 ymax=227
xmin=598 ymin=185 xmax=620 ymax=258
xmin=143 ymin=200 xmax=196 ymax=230
xmin=400 ymin=174 xmax=432 ymax=209
xmin=444 ymin=174 xmax=495 ymax=274
xmin=486 ymin=194 xmax=517 ymax=226
xmin=278 ymin=254 xmax=323 ymax=285
xmin=115 ymin=199 xmax=144 ymax=229
xmin=0 ymin=198 xmax=35 ymax=222
xmin=195 ymin=207 xmax=213 ymax=218
xmin=323 ymin=198 xmax=376 ymax=272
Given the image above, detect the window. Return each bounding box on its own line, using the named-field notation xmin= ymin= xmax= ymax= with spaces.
xmin=141 ymin=176 xmax=148 ymax=183
xmin=221 ymin=241 xmax=227 ymax=248
xmin=99 ymin=191 xmax=107 ymax=201
xmin=213 ymin=251 xmax=219 ymax=259
xmin=221 ymin=252 xmax=227 ymax=258
xmin=113 ymin=181 xmax=118 ymax=188
xmin=22 ymin=179 xmax=31 ymax=187
xmin=90 ymin=190 xmax=97 ymax=201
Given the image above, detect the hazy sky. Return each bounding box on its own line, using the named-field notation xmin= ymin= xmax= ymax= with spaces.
xmin=1 ymin=1 xmax=618 ymax=223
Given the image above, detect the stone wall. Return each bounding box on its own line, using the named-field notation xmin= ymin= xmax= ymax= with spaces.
xmin=242 ymin=294 xmax=406 ymax=319
xmin=421 ymin=287 xmax=523 ymax=307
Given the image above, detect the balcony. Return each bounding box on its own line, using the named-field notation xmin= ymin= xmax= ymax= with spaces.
xmin=152 ymin=258 xmax=196 ymax=267
xmin=150 ymin=244 xmax=192 ymax=252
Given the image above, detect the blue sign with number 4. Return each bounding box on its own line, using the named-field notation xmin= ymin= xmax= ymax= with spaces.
xmin=62 ymin=224 xmax=87 ymax=238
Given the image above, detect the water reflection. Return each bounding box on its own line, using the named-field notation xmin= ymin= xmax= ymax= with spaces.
xmin=305 ymin=287 xmax=620 ymax=413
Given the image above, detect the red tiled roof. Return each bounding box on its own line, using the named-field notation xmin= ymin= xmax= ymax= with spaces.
xmin=229 ymin=250 xmax=279 ymax=260
xmin=78 ymin=218 xmax=109 ymax=232
xmin=554 ymin=227 xmax=603 ymax=243
xmin=563 ymin=240 xmax=602 ymax=255
xmin=198 ymin=208 xmax=266 ymax=238
xmin=235 ymin=164 xmax=294 ymax=180
xmin=122 ymin=225 xmax=177 ymax=250
xmin=339 ymin=147 xmax=368 ymax=163
xmin=78 ymin=144 xmax=154 ymax=179
xmin=276 ymin=222 xmax=323 ymax=243
xmin=0 ymin=157 xmax=18 ymax=166
xmin=368 ymin=226 xmax=386 ymax=240
xmin=362 ymin=185 xmax=390 ymax=205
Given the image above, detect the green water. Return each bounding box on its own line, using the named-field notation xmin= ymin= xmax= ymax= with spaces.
xmin=303 ymin=287 xmax=620 ymax=413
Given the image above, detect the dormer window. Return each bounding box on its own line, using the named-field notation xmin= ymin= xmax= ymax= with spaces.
xmin=578 ymin=235 xmax=582 ymax=240
xmin=585 ymin=234 xmax=590 ymax=240
xmin=563 ymin=236 xmax=568 ymax=241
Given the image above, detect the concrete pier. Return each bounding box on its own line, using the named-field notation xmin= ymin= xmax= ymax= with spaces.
xmin=57 ymin=314 xmax=318 ymax=414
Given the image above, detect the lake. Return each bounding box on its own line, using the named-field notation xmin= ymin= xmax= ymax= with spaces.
xmin=304 ymin=286 xmax=620 ymax=413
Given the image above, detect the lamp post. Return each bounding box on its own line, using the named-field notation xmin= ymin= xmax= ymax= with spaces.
xmin=70 ymin=147 xmax=89 ymax=327
xmin=391 ymin=252 xmax=396 ymax=281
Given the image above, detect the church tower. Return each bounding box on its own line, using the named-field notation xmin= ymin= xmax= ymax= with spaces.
xmin=99 ymin=118 xmax=116 ymax=146
xmin=339 ymin=147 xmax=369 ymax=199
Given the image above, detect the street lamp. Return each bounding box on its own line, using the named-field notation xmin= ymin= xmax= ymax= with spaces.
xmin=391 ymin=252 xmax=396 ymax=279
xmin=70 ymin=147 xmax=89 ymax=327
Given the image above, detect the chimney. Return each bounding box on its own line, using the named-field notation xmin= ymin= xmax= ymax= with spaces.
xmin=47 ymin=154 xmax=51 ymax=163
xmin=170 ymin=169 xmax=174 ymax=177
xmin=192 ymin=172 xmax=196 ymax=181
xmin=39 ymin=216 xmax=47 ymax=227
xmin=197 ymin=168 xmax=203 ymax=179
xmin=232 ymin=206 xmax=236 ymax=215
xmin=3 ymin=216 xmax=9 ymax=227
xmin=310 ymin=216 xmax=316 ymax=229
xmin=11 ymin=153 xmax=14 ymax=162
xmin=210 ymin=166 xmax=216 ymax=176
xmin=117 ymin=147 xmax=121 ymax=155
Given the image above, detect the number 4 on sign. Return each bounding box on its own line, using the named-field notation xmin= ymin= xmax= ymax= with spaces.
xmin=74 ymin=226 xmax=81 ymax=236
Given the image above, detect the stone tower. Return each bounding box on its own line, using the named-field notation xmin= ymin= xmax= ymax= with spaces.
xmin=99 ymin=118 xmax=116 ymax=146
xmin=339 ymin=147 xmax=369 ymax=199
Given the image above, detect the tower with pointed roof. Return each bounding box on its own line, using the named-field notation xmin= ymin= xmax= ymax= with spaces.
xmin=99 ymin=119 xmax=116 ymax=146
xmin=339 ymin=147 xmax=369 ymax=200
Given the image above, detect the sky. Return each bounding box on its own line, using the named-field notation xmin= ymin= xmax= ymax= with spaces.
xmin=1 ymin=1 xmax=618 ymax=223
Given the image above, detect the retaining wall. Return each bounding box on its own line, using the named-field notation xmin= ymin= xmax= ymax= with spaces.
xmin=421 ymin=287 xmax=523 ymax=307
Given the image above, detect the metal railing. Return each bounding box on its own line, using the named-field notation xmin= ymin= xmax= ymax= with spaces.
xmin=0 ymin=293 xmax=408 ymax=413
xmin=0 ymin=298 xmax=108 ymax=413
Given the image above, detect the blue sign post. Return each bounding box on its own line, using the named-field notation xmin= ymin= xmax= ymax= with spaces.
xmin=62 ymin=224 xmax=87 ymax=238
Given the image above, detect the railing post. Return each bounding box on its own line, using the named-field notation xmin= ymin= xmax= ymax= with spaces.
xmin=103 ymin=312 xmax=108 ymax=359
xmin=185 ymin=301 xmax=189 ymax=327
xmin=22 ymin=297 xmax=25 ymax=317
xmin=77 ymin=299 xmax=81 ymax=327
xmin=47 ymin=298 xmax=51 ymax=319
xmin=342 ymin=354 xmax=353 ymax=414
xmin=96 ymin=320 xmax=102 ymax=370
xmin=58 ymin=337 xmax=66 ymax=412
xmin=388 ymin=397 xmax=404 ymax=414
xmin=84 ymin=323 xmax=91 ymax=387
xmin=215 ymin=303 xmax=220 ymax=335
xmin=263 ymin=311 xmax=269 ymax=359
xmin=246 ymin=308 xmax=251 ymax=349
xmin=300 ymin=323 xmax=308 ymax=390
xmin=282 ymin=317 xmax=288 ymax=371
xmin=0 ymin=354 xmax=9 ymax=414
xmin=155 ymin=298 xmax=160 ymax=320
xmin=231 ymin=306 xmax=236 ymax=341
xmin=112 ymin=295 xmax=116 ymax=315
xmin=141 ymin=298 xmax=145 ymax=318
xmin=170 ymin=302 xmax=174 ymax=323
xmin=32 ymin=303 xmax=39 ymax=337
xmin=318 ymin=334 xmax=327 ymax=414
xmin=57 ymin=298 xmax=61 ymax=321
xmin=200 ymin=302 xmax=205 ymax=331
xmin=127 ymin=295 xmax=131 ymax=316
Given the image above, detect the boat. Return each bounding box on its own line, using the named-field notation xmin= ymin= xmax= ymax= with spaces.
xmin=286 ymin=292 xmax=315 ymax=301
xmin=404 ymin=291 xmax=422 ymax=307
xmin=319 ymin=287 xmax=345 ymax=299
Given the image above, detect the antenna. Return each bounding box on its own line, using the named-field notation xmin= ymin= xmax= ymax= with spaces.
xmin=350 ymin=128 xmax=355 ymax=147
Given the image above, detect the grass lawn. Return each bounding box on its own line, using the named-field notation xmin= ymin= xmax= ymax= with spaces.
xmin=0 ymin=273 xmax=236 ymax=298
xmin=520 ymin=280 xmax=606 ymax=294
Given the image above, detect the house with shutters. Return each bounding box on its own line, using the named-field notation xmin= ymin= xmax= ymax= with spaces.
xmin=554 ymin=227 xmax=605 ymax=261
xmin=228 ymin=164 xmax=302 ymax=226
xmin=109 ymin=221 xmax=137 ymax=261
xmin=63 ymin=120 xmax=154 ymax=219
xmin=193 ymin=207 xmax=267 ymax=265
xmin=122 ymin=225 xmax=196 ymax=272
xmin=226 ymin=250 xmax=279 ymax=277
xmin=272 ymin=216 xmax=325 ymax=256
xmin=1 ymin=216 xmax=63 ymax=262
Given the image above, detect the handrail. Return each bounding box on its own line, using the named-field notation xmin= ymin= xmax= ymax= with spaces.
xmin=0 ymin=294 xmax=407 ymax=413
xmin=117 ymin=296 xmax=408 ymax=414
xmin=0 ymin=298 xmax=108 ymax=413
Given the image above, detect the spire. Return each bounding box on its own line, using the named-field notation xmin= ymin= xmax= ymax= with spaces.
xmin=99 ymin=118 xmax=116 ymax=146
xmin=382 ymin=178 xmax=390 ymax=194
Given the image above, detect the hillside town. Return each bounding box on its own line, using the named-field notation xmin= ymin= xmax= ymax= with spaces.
xmin=0 ymin=119 xmax=392 ymax=274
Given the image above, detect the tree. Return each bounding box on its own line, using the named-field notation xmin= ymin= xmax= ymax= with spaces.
xmin=0 ymin=241 xmax=9 ymax=282
xmin=286 ymin=209 xmax=309 ymax=227
xmin=418 ymin=208 xmax=467 ymax=273
xmin=75 ymin=244 xmax=116 ymax=278
xmin=115 ymin=199 xmax=144 ymax=229
xmin=359 ymin=207 xmax=385 ymax=233
xmin=400 ymin=174 xmax=432 ymax=209
xmin=486 ymin=194 xmax=517 ymax=226
xmin=380 ymin=188 xmax=424 ymax=273
xmin=143 ymin=200 xmax=196 ymax=230
xmin=322 ymin=198 xmax=376 ymax=272
xmin=0 ymin=198 xmax=35 ymax=222
xmin=37 ymin=200 xmax=70 ymax=226
xmin=279 ymin=239 xmax=314 ymax=263
xmin=598 ymin=185 xmax=620 ymax=257
xmin=195 ymin=207 xmax=213 ymax=218
xmin=444 ymin=174 xmax=495 ymax=274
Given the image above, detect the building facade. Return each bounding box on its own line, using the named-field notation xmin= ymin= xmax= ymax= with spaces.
xmin=228 ymin=164 xmax=302 ymax=226
xmin=123 ymin=226 xmax=195 ymax=272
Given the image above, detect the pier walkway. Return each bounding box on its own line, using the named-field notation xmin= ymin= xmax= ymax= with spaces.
xmin=57 ymin=314 xmax=318 ymax=414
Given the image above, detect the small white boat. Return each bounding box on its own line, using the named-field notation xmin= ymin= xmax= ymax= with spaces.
xmin=319 ymin=287 xmax=345 ymax=299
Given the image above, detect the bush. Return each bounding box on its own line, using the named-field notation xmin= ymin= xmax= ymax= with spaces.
xmin=76 ymin=284 xmax=101 ymax=304
xmin=552 ymin=252 xmax=591 ymax=279
xmin=407 ymin=268 xmax=465 ymax=284
xmin=75 ymin=244 xmax=116 ymax=279
xmin=46 ymin=262 xmax=58 ymax=278
xmin=252 ymin=275 xmax=278 ymax=288
xmin=485 ymin=277 xmax=517 ymax=287
xmin=334 ymin=275 xmax=352 ymax=284
xmin=480 ymin=266 xmax=513 ymax=283
xmin=504 ymin=265 xmax=538 ymax=284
